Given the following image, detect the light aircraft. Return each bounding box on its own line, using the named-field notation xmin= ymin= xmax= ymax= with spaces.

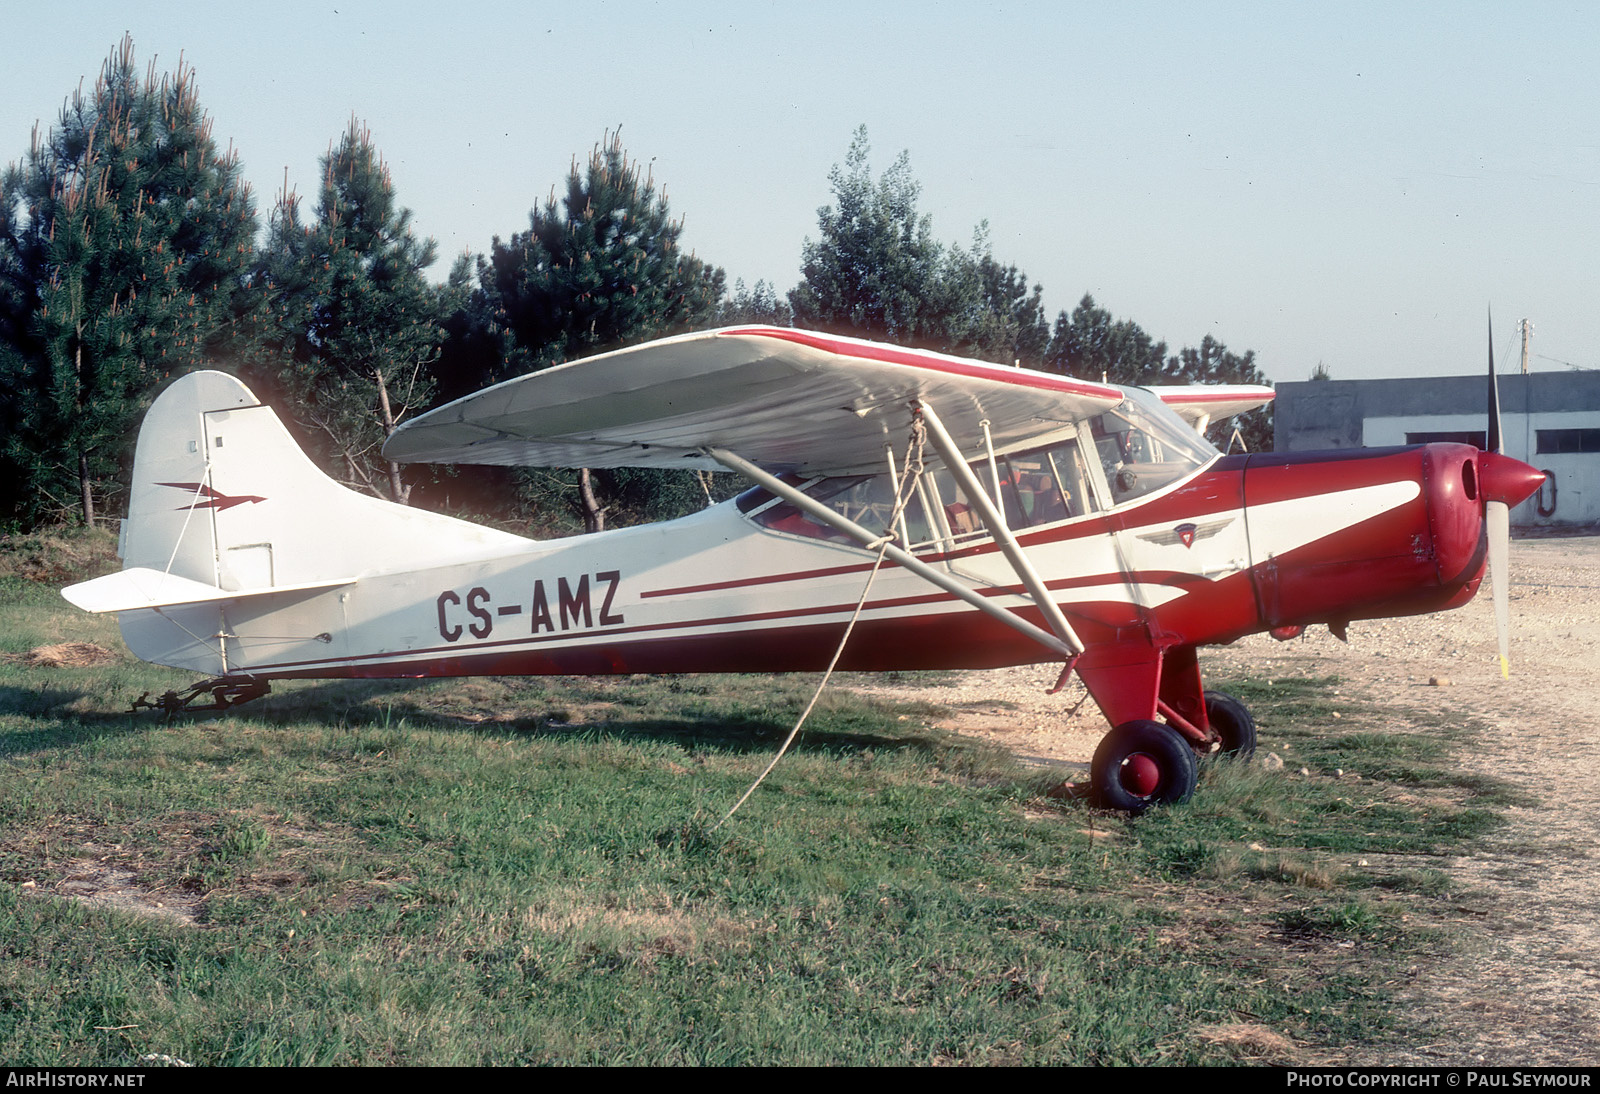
xmin=61 ymin=326 xmax=1547 ymax=812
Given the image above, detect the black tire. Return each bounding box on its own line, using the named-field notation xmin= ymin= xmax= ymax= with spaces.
xmin=1204 ymin=690 xmax=1257 ymax=760
xmin=1091 ymin=719 xmax=1199 ymax=813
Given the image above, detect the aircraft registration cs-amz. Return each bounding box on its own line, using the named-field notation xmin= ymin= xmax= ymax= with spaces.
xmin=62 ymin=326 xmax=1547 ymax=812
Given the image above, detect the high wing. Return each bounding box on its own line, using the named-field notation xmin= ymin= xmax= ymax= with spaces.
xmin=1154 ymin=385 xmax=1275 ymax=431
xmin=383 ymin=327 xmax=1126 ymax=476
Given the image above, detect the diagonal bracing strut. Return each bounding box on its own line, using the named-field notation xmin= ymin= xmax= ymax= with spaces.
xmin=914 ymin=400 xmax=1086 ymax=656
xmin=706 ymin=439 xmax=1079 ymax=660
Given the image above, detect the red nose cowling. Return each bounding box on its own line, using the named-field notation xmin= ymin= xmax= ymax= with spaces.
xmin=1477 ymin=450 xmax=1548 ymax=508
xmin=1425 ymin=446 xmax=1546 ymax=588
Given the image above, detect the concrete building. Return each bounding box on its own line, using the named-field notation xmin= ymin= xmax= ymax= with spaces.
xmin=1273 ymin=372 xmax=1600 ymax=527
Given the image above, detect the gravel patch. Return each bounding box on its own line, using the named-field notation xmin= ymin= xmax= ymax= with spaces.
xmin=852 ymin=535 xmax=1600 ymax=1064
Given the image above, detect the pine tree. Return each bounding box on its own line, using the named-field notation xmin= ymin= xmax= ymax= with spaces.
xmin=1044 ymin=297 xmax=1271 ymax=451
xmin=430 ymin=253 xmax=504 ymax=407
xmin=718 ymin=278 xmax=792 ymax=327
xmin=789 ymin=126 xmax=941 ymax=343
xmin=1044 ymin=295 xmax=1171 ymax=385
xmin=472 ymin=132 xmax=725 ymax=532
xmin=1165 ymin=335 xmax=1273 ymax=452
xmin=933 ymin=225 xmax=1051 ymax=368
xmin=483 ymin=132 xmax=723 ymax=371
xmin=244 ymin=120 xmax=441 ymax=503
xmin=790 ymin=130 xmax=1048 ymax=365
xmin=0 ymin=36 xmax=256 ymax=528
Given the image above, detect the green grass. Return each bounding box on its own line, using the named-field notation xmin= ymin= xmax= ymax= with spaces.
xmin=0 ymin=533 xmax=1515 ymax=1065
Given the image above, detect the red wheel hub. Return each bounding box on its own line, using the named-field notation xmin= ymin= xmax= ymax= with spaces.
xmin=1119 ymin=753 xmax=1161 ymax=798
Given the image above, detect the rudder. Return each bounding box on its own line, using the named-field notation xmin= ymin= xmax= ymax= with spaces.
xmin=123 ymin=370 xmax=527 ymax=592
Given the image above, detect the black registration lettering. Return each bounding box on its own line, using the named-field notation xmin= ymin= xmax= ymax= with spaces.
xmin=530 ymin=580 xmax=553 ymax=633
xmin=438 ymin=570 xmax=624 ymax=643
xmin=436 ymin=590 xmax=462 ymax=642
xmin=597 ymin=570 xmax=625 ymax=626
xmin=558 ymin=574 xmax=591 ymax=630
xmin=466 ymin=586 xmax=493 ymax=639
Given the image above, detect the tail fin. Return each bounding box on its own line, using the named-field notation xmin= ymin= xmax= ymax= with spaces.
xmin=64 ymin=371 xmax=528 ymax=671
xmin=121 ymin=370 xmax=259 ymax=587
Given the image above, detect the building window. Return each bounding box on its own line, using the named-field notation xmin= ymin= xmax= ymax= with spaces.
xmin=1536 ymin=429 xmax=1600 ymax=454
xmin=1405 ymin=431 xmax=1487 ymax=448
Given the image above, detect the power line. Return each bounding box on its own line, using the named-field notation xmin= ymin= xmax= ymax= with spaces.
xmin=1534 ymin=353 xmax=1596 ymax=371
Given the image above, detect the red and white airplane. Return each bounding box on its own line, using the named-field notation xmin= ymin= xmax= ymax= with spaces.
xmin=62 ymin=326 xmax=1547 ymax=811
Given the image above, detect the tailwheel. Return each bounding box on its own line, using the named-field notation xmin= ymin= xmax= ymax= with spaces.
xmin=1091 ymin=719 xmax=1198 ymax=813
xmin=1203 ymin=690 xmax=1257 ymax=760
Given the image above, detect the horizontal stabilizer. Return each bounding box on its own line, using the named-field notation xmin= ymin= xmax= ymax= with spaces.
xmin=63 ymin=567 xmax=352 ymax=614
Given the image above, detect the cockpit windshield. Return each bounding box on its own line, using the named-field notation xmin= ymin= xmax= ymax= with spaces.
xmin=1090 ymin=388 xmax=1218 ymax=506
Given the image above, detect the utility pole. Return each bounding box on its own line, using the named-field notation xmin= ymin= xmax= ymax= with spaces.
xmin=1518 ymin=319 xmax=1533 ymax=471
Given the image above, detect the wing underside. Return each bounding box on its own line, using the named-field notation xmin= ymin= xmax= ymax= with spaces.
xmin=384 ymin=327 xmax=1127 ymax=476
xmin=1154 ymin=385 xmax=1275 ymax=429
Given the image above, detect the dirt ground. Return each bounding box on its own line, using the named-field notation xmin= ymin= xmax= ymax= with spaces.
xmin=853 ymin=535 xmax=1600 ymax=1065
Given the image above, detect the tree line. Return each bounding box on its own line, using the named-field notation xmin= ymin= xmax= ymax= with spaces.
xmin=0 ymin=41 xmax=1270 ymax=537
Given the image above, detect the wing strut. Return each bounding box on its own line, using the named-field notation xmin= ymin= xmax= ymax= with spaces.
xmin=705 ymin=446 xmax=1077 ymax=658
xmin=915 ymin=401 xmax=1086 ymax=656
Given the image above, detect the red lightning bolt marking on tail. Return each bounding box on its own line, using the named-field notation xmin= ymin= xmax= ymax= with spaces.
xmin=157 ymin=482 xmax=266 ymax=511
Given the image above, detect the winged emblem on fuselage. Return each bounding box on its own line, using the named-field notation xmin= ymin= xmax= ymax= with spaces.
xmin=1137 ymin=517 xmax=1234 ymax=548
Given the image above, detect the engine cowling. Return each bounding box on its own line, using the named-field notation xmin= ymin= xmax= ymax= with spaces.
xmin=1242 ymin=443 xmax=1543 ymax=631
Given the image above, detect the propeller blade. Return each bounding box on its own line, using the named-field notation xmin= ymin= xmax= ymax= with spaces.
xmin=1484 ymin=308 xmax=1516 ymax=676
xmin=1487 ymin=309 xmax=1503 ymax=455
xmin=1487 ymin=498 xmax=1511 ymax=678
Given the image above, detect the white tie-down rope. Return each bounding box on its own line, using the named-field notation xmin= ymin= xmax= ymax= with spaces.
xmin=714 ymin=417 xmax=927 ymax=829
xmin=154 ymin=461 xmax=233 ymax=671
xmin=162 ymin=463 xmax=213 ymax=577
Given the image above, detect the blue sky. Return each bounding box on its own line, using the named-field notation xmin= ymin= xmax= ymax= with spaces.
xmin=3 ymin=1 xmax=1595 ymax=382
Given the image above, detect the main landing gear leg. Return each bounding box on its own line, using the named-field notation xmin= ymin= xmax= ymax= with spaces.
xmin=1155 ymin=646 xmax=1257 ymax=759
xmin=1076 ymin=644 xmax=1258 ymax=811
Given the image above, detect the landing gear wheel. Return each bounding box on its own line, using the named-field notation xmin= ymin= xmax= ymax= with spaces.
xmin=1091 ymin=719 xmax=1199 ymax=813
xmin=1204 ymin=690 xmax=1257 ymax=760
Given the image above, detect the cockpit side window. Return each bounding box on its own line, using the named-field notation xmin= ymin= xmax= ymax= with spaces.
xmin=998 ymin=437 xmax=1099 ymax=528
xmin=741 ymin=430 xmax=1120 ymax=548
xmin=742 ymin=474 xmax=932 ymax=546
xmin=739 ymin=407 xmax=1203 ymax=546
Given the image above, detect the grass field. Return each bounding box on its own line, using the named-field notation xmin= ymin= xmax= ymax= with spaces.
xmin=0 ymin=529 xmax=1515 ymax=1065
